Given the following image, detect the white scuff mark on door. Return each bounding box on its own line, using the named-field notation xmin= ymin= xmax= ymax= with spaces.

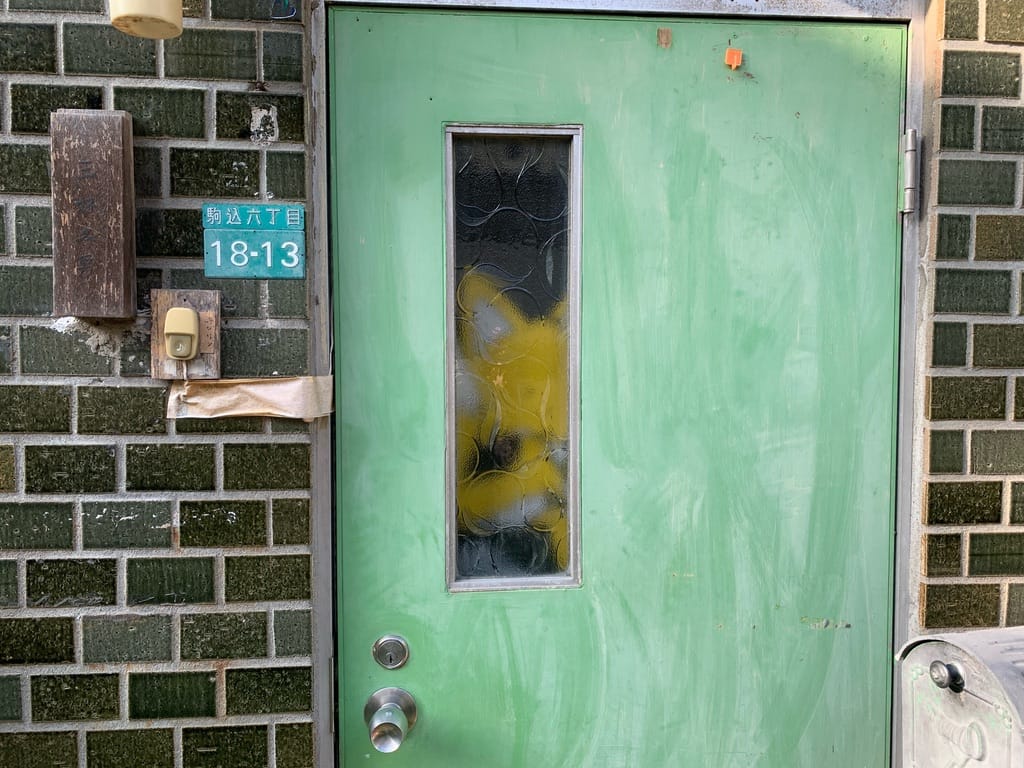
xmin=801 ymin=616 xmax=853 ymax=630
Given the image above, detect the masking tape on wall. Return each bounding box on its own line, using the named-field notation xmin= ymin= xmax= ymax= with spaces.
xmin=167 ymin=376 xmax=333 ymax=422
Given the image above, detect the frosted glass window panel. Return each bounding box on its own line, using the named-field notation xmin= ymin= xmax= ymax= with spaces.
xmin=446 ymin=128 xmax=581 ymax=589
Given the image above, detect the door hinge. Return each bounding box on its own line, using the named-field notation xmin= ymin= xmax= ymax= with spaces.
xmin=902 ymin=128 xmax=919 ymax=215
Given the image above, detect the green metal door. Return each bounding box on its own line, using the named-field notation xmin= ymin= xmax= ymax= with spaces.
xmin=330 ymin=9 xmax=905 ymax=766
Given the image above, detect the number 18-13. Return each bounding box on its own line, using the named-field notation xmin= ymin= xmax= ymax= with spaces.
xmin=210 ymin=239 xmax=301 ymax=268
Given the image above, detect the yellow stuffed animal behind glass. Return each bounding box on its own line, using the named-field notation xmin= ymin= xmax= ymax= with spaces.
xmin=454 ymin=269 xmax=570 ymax=574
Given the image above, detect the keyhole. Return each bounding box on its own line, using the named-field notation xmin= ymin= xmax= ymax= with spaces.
xmin=373 ymin=636 xmax=409 ymax=670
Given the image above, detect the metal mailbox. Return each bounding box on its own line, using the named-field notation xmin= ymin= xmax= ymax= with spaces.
xmin=899 ymin=627 xmax=1024 ymax=767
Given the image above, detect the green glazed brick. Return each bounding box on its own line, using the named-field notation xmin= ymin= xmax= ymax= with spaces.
xmin=87 ymin=730 xmax=174 ymax=768
xmin=1015 ymin=378 xmax=1024 ymax=420
xmin=936 ymin=214 xmax=970 ymax=261
xmin=64 ymin=24 xmax=157 ymax=76
xmin=135 ymin=147 xmax=162 ymax=199
xmin=128 ymin=558 xmax=214 ymax=605
xmin=926 ymin=534 xmax=962 ymax=577
xmin=126 ymin=444 xmax=215 ymax=491
xmin=27 ymin=558 xmax=115 ymax=607
xmin=82 ymin=501 xmax=173 ymax=549
xmin=1008 ymin=584 xmax=1024 ymax=625
xmin=115 ymin=87 xmax=205 ymax=138
xmin=0 ymin=733 xmax=77 ymax=768
xmin=226 ymin=666 xmax=310 ymax=714
xmin=273 ymin=498 xmax=309 ymax=545
xmin=0 ymin=266 xmax=52 ymax=315
xmin=926 ymin=481 xmax=1002 ymax=524
xmin=945 ymin=0 xmax=979 ymax=38
xmin=183 ymin=726 xmax=267 ymax=768
xmin=932 ymin=322 xmax=967 ymax=367
xmin=263 ymin=31 xmax=303 ymax=82
xmin=181 ymin=612 xmax=267 ymax=659
xmin=274 ymin=610 xmax=310 ymax=656
xmin=0 ymin=24 xmax=56 ymax=73
xmin=0 ymin=561 xmax=17 ymax=607
xmin=216 ymin=92 xmax=305 ymax=142
xmin=0 ymin=677 xmax=20 ymax=721
xmin=25 ymin=445 xmax=116 ymax=493
xmin=137 ymin=208 xmax=204 ymax=257
xmin=929 ymin=430 xmax=964 ymax=474
xmin=15 ymin=206 xmax=52 ymax=256
xmin=0 ymin=385 xmax=71 ymax=432
xmin=928 ymin=376 xmax=1005 ymax=420
xmin=169 ymin=270 xmax=260 ymax=318
xmin=276 ymin=723 xmax=313 ymax=768
xmin=0 ymin=211 xmax=5 ymax=255
xmin=978 ymin=215 xmax=1024 ymax=261
xmin=32 ymin=674 xmax=118 ymax=721
xmin=12 ymin=0 xmax=103 ymax=9
xmin=982 ymin=107 xmax=1024 ymax=152
xmin=213 ymin=0 xmax=302 ymax=21
xmin=78 ymin=386 xmax=167 ymax=435
xmin=937 ymin=160 xmax=1017 ymax=206
xmin=183 ymin=0 xmax=203 ymax=15
xmin=120 ymin=327 xmax=152 ymax=377
xmin=1012 ymin=483 xmax=1024 ymax=523
xmin=176 ymin=417 xmax=264 ymax=434
xmin=988 ymin=0 xmax=1024 ymax=42
xmin=20 ymin=327 xmax=116 ymax=376
xmin=940 ymin=104 xmax=975 ymax=150
xmin=0 ymin=504 xmax=73 ymax=549
xmin=266 ymin=152 xmax=306 ymax=200
xmin=270 ymin=419 xmax=308 ymax=434
xmin=171 ymin=149 xmax=260 ymax=198
xmin=0 ymin=447 xmax=12 ymax=492
xmin=83 ymin=615 xmax=171 ymax=662
xmin=165 ymin=30 xmax=257 ymax=80
xmin=969 ymin=533 xmax=1024 ymax=575
xmin=268 ymin=280 xmax=307 ymax=319
xmin=974 ymin=324 xmax=1024 ymax=367
xmin=0 ymin=326 xmax=10 ymax=374
xmin=973 ymin=430 xmax=1024 ymax=473
xmin=0 ymin=145 xmax=51 ymax=194
xmin=11 ymin=85 xmax=103 ymax=134
xmin=226 ymin=555 xmax=310 ymax=601
xmin=922 ymin=583 xmax=999 ymax=628
xmin=0 ymin=619 xmax=73 ymax=663
xmin=181 ymin=500 xmax=267 ymax=547
xmin=934 ymin=269 xmax=1011 ymax=314
xmin=130 ymin=673 xmax=216 ymax=719
xmin=943 ymin=51 xmax=1021 ymax=97
xmin=224 ymin=444 xmax=310 ymax=490
xmin=222 ymin=328 xmax=308 ymax=377
xmin=136 ymin=269 xmax=163 ymax=314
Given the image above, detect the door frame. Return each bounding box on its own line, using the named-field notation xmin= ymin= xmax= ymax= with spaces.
xmin=306 ymin=2 xmax=929 ymax=767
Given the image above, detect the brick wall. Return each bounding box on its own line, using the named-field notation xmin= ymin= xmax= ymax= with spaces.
xmin=923 ymin=0 xmax=1024 ymax=629
xmin=0 ymin=0 xmax=317 ymax=766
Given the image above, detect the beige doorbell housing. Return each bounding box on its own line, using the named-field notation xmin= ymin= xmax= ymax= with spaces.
xmin=164 ymin=307 xmax=199 ymax=361
xmin=110 ymin=0 xmax=183 ymax=39
xmin=151 ymin=290 xmax=221 ymax=380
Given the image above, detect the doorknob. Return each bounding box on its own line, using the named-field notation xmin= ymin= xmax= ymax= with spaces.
xmin=364 ymin=687 xmax=418 ymax=753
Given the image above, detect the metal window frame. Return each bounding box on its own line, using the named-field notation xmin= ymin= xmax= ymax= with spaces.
xmin=444 ymin=124 xmax=584 ymax=593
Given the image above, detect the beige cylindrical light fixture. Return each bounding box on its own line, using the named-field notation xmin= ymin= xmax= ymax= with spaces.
xmin=110 ymin=0 xmax=182 ymax=39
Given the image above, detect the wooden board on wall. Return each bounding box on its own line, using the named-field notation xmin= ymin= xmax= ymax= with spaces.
xmin=50 ymin=109 xmax=136 ymax=319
